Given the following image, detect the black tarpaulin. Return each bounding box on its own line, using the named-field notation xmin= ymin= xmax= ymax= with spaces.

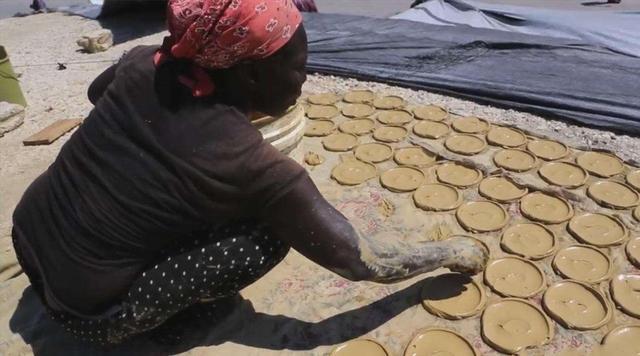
xmin=303 ymin=13 xmax=640 ymax=134
xmin=395 ymin=0 xmax=640 ymax=58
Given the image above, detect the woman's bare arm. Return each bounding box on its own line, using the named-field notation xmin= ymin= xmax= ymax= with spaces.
xmin=262 ymin=176 xmax=488 ymax=283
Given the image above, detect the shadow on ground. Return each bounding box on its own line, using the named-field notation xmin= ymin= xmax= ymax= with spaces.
xmin=9 ymin=276 xmax=469 ymax=355
xmin=96 ymin=3 xmax=166 ymax=45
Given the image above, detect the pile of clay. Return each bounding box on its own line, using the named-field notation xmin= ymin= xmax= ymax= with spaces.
xmin=302 ymin=90 xmax=640 ymax=356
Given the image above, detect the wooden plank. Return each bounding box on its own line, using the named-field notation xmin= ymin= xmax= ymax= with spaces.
xmin=23 ymin=119 xmax=82 ymax=146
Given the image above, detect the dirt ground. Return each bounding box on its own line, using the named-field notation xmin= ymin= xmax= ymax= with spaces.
xmin=1 ymin=10 xmax=640 ymax=356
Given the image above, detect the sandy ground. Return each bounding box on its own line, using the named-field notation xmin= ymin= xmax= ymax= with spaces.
xmin=1 ymin=10 xmax=640 ymax=356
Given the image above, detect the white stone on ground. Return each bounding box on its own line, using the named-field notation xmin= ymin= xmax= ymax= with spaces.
xmin=76 ymin=29 xmax=114 ymax=53
xmin=0 ymin=101 xmax=24 ymax=136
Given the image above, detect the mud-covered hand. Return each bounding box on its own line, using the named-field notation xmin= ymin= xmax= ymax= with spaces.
xmin=443 ymin=236 xmax=490 ymax=275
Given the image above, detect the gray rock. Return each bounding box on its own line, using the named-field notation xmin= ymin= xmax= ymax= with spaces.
xmin=0 ymin=101 xmax=25 ymax=136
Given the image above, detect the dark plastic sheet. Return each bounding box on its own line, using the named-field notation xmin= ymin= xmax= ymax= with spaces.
xmin=304 ymin=13 xmax=640 ymax=134
xmin=395 ymin=0 xmax=640 ymax=58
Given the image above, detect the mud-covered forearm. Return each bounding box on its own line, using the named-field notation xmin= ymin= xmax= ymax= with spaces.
xmin=353 ymin=229 xmax=488 ymax=283
xmin=354 ymin=231 xmax=453 ymax=283
xmin=264 ymin=176 xmax=487 ymax=283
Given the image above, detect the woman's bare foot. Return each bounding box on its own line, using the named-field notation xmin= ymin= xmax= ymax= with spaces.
xmin=443 ymin=236 xmax=489 ymax=275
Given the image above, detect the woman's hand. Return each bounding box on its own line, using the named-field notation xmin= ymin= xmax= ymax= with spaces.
xmin=441 ymin=236 xmax=490 ymax=275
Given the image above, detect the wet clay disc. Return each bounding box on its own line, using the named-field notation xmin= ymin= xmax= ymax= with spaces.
xmin=404 ymin=328 xmax=478 ymax=356
xmin=380 ymin=167 xmax=425 ymax=192
xmin=306 ymin=104 xmax=339 ymax=119
xmin=478 ymin=176 xmax=528 ymax=203
xmin=339 ymin=119 xmax=376 ymax=136
xmin=626 ymin=237 xmax=640 ymax=268
xmin=445 ymin=134 xmax=487 ymax=155
xmin=576 ymin=151 xmax=624 ymax=178
xmin=610 ymin=274 xmax=640 ymax=318
xmin=452 ymin=116 xmax=490 ymax=134
xmin=343 ymin=89 xmax=375 ymax=104
xmin=331 ymin=160 xmax=377 ymax=186
xmin=412 ymin=121 xmax=450 ymax=139
xmin=481 ymin=298 xmax=553 ymax=354
xmin=412 ymin=105 xmax=448 ymax=121
xmin=421 ymin=273 xmax=487 ymax=319
xmin=543 ymin=280 xmax=612 ymax=330
xmin=568 ymin=213 xmax=628 ymax=247
xmin=308 ymin=92 xmax=340 ymax=105
xmin=484 ymin=257 xmax=546 ymax=298
xmin=376 ymin=110 xmax=413 ymax=126
xmin=552 ymin=244 xmax=612 ymax=283
xmin=487 ymin=126 xmax=527 ymax=148
xmin=330 ymin=339 xmax=389 ymax=356
xmin=538 ymin=162 xmax=589 ymax=188
xmin=304 ymin=120 xmax=335 ymax=137
xmin=373 ymin=126 xmax=408 ymax=143
xmin=436 ymin=162 xmax=483 ymax=188
xmin=527 ymin=139 xmax=569 ymax=161
xmin=354 ymin=143 xmax=393 ymax=163
xmin=413 ymin=183 xmax=463 ymax=211
xmin=494 ymin=149 xmax=538 ymax=172
xmin=322 ymin=133 xmax=359 ymax=152
xmin=456 ymin=201 xmax=509 ymax=232
xmin=601 ymin=325 xmax=640 ymax=355
xmin=627 ymin=169 xmax=640 ymax=191
xmin=501 ymin=223 xmax=557 ymax=260
xmin=304 ymin=151 xmax=324 ymax=166
xmin=341 ymin=103 xmax=375 ymax=118
xmin=520 ymin=192 xmax=574 ymax=224
xmin=393 ymin=147 xmax=437 ymax=167
xmin=587 ymin=181 xmax=640 ymax=209
xmin=373 ymin=95 xmax=405 ymax=110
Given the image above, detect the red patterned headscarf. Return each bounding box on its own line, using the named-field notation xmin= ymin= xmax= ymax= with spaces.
xmin=155 ymin=0 xmax=302 ymax=97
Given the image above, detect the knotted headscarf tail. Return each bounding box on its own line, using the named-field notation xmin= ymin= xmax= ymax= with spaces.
xmin=154 ymin=0 xmax=302 ymax=97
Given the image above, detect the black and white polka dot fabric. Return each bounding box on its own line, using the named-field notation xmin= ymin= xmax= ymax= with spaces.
xmin=15 ymin=221 xmax=289 ymax=345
